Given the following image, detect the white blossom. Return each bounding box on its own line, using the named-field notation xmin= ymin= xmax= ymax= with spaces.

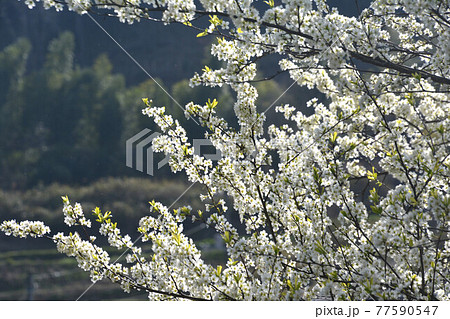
xmin=2 ymin=0 xmax=450 ymax=301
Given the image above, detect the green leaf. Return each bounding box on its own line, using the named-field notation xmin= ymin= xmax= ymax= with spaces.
xmin=171 ymin=231 xmax=181 ymax=245
xmin=181 ymin=145 xmax=189 ymax=156
xmin=412 ymin=72 xmax=421 ymax=80
xmin=287 ymin=279 xmax=294 ymax=292
xmin=228 ymin=258 xmax=239 ymax=266
xmin=330 ymin=131 xmax=338 ymax=144
xmin=367 ymin=167 xmax=378 ymax=181
xmin=314 ymin=241 xmax=327 ymax=255
xmin=222 ymin=231 xmax=232 ymax=244
xmin=340 ymin=210 xmax=348 ymax=218
xmin=405 ymin=93 xmax=415 ymax=105
xmin=61 ymin=195 xmax=69 ymax=204
xmin=197 ymin=29 xmax=208 ymax=37
xmin=370 ymin=205 xmax=382 ymax=215
xmin=180 ymin=206 xmax=191 ymax=215
xmin=369 ymin=187 xmax=380 ymax=204
xmin=273 ymin=245 xmax=280 ymax=255
xmin=209 ymin=15 xmax=222 ymax=26
xmin=216 ymin=265 xmax=222 ymax=277
xmin=207 ymin=98 xmax=218 ymax=109
xmin=312 ymin=167 xmax=321 ymax=182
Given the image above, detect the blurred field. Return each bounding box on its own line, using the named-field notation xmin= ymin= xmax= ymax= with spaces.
xmin=0 ymin=177 xmax=227 ymax=300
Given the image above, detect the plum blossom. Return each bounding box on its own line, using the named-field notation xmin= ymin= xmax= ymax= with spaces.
xmin=3 ymin=0 xmax=450 ymax=300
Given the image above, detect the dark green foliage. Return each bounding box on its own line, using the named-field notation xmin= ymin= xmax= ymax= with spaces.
xmin=0 ymin=28 xmax=308 ymax=189
xmin=0 ymin=30 xmax=242 ymax=188
xmin=0 ymin=32 xmax=130 ymax=188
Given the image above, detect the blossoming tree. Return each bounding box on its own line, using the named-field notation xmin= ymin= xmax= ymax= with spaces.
xmin=1 ymin=0 xmax=449 ymax=300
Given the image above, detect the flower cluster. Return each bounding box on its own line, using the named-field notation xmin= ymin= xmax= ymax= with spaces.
xmin=3 ymin=0 xmax=450 ymax=300
xmin=0 ymin=220 xmax=51 ymax=238
xmin=62 ymin=195 xmax=91 ymax=228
